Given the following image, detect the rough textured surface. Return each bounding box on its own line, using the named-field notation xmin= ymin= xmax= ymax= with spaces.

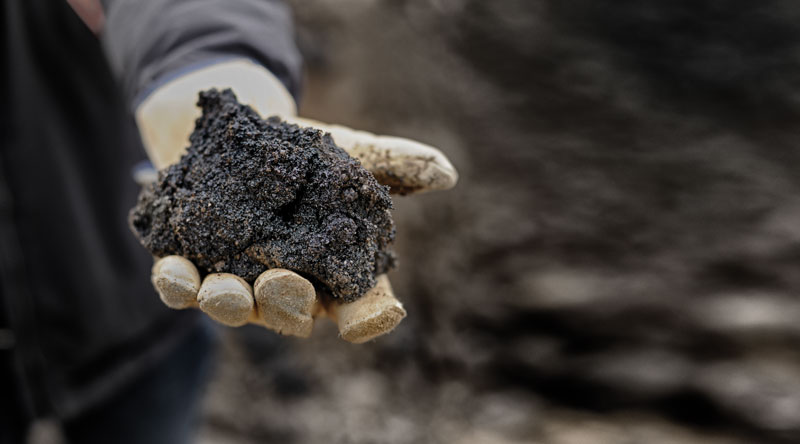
xmin=130 ymin=89 xmax=395 ymax=301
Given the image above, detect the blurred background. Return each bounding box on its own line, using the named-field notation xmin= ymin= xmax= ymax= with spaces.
xmin=190 ymin=1 xmax=800 ymax=443
xmin=36 ymin=0 xmax=800 ymax=443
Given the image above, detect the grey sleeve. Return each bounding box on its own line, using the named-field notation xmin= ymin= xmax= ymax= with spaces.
xmin=100 ymin=0 xmax=302 ymax=107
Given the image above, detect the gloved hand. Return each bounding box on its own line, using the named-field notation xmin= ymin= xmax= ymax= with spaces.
xmin=135 ymin=59 xmax=458 ymax=343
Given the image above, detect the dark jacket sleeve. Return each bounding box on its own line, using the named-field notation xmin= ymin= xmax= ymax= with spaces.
xmin=100 ymin=0 xmax=302 ymax=107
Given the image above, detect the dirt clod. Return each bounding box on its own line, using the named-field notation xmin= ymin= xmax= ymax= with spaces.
xmin=129 ymin=89 xmax=395 ymax=301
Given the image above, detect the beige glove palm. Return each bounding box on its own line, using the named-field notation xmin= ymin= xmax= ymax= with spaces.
xmin=136 ymin=59 xmax=457 ymax=343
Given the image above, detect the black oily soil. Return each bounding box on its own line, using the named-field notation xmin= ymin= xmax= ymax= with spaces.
xmin=129 ymin=89 xmax=395 ymax=301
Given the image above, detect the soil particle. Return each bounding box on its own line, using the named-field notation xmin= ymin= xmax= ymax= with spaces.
xmin=129 ymin=89 xmax=395 ymax=301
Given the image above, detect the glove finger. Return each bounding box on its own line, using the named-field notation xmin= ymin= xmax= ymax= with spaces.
xmin=197 ymin=273 xmax=255 ymax=327
xmin=325 ymin=275 xmax=407 ymax=343
xmin=253 ymin=269 xmax=319 ymax=338
xmin=151 ymin=256 xmax=201 ymax=309
xmin=288 ymin=117 xmax=458 ymax=195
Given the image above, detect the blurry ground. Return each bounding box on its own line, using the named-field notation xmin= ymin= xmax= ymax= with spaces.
xmin=196 ymin=1 xmax=800 ymax=443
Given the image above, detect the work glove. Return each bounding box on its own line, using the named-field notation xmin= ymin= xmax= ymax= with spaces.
xmin=135 ymin=59 xmax=458 ymax=343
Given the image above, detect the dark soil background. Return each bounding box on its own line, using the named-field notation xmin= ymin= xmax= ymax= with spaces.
xmin=197 ymin=1 xmax=800 ymax=443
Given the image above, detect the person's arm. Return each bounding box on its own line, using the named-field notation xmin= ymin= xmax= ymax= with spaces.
xmin=101 ymin=0 xmax=458 ymax=342
xmin=100 ymin=0 xmax=301 ymax=107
